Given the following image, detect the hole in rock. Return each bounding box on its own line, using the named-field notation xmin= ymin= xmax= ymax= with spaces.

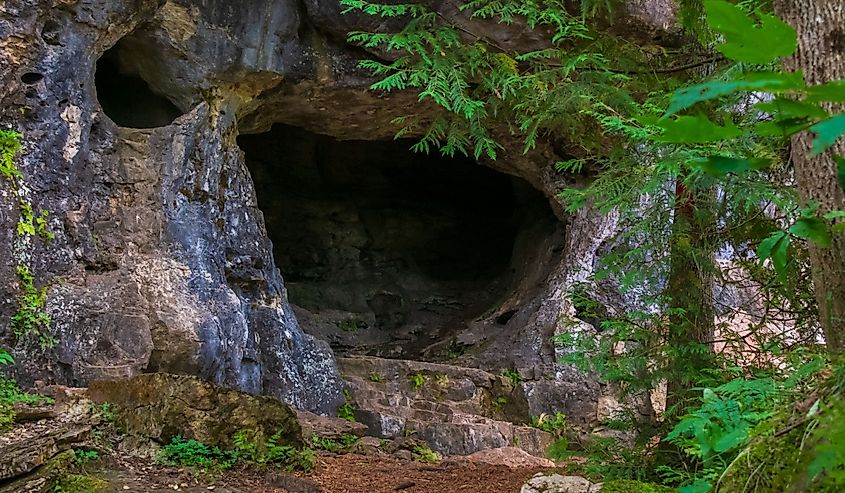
xmin=95 ymin=37 xmax=183 ymax=129
xmin=238 ymin=124 xmax=559 ymax=359
xmin=496 ymin=310 xmax=518 ymax=325
xmin=21 ymin=72 xmax=44 ymax=85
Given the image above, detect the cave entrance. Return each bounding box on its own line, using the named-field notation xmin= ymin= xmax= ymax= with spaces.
xmin=238 ymin=124 xmax=558 ymax=360
xmin=95 ymin=35 xmax=183 ymax=129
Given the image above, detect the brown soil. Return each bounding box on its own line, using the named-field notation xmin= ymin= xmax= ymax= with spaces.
xmin=303 ymin=454 xmax=543 ymax=493
xmin=85 ymin=453 xmax=545 ymax=493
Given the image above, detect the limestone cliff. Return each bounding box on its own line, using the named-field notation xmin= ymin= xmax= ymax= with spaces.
xmin=0 ymin=0 xmax=676 ymax=420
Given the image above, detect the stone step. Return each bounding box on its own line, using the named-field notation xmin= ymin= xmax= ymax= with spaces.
xmin=339 ymin=356 xmax=553 ymax=458
xmin=339 ymin=356 xmax=530 ymax=422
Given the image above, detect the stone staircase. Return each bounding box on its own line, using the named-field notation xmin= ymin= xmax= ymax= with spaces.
xmin=338 ymin=356 xmax=554 ymax=457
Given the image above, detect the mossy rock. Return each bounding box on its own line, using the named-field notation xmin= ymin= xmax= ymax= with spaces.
xmin=0 ymin=449 xmax=75 ymax=493
xmin=54 ymin=474 xmax=108 ymax=493
xmin=600 ymin=480 xmax=674 ymax=493
xmin=88 ymin=373 xmax=303 ymax=450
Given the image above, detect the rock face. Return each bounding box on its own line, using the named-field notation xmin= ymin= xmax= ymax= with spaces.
xmin=0 ymin=0 xmax=344 ymax=414
xmin=88 ymin=373 xmax=303 ymax=449
xmin=0 ymin=0 xmax=676 ymax=421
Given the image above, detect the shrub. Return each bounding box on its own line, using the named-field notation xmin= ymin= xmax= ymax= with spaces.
xmin=409 ymin=373 xmax=427 ymax=389
xmin=547 ymin=437 xmax=570 ymax=461
xmin=157 ymin=436 xmax=236 ymax=470
xmin=411 ymin=444 xmax=439 ymax=463
xmin=311 ymin=433 xmax=360 ymax=453
xmin=233 ymin=429 xmax=315 ymax=471
xmin=0 ymin=349 xmax=12 ymax=366
xmin=73 ymin=449 xmax=99 ymax=465
xmin=0 ymin=374 xmax=52 ymax=431
xmin=530 ymin=412 xmax=567 ymax=437
xmin=337 ymin=388 xmax=356 ymax=422
xmin=502 ymin=368 xmax=523 ymax=386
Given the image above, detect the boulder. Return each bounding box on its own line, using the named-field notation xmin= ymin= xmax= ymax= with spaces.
xmin=454 ymin=447 xmax=554 ymax=468
xmin=88 ymin=373 xmax=303 ymax=449
xmin=296 ymin=409 xmax=368 ymax=439
xmin=521 ymin=474 xmax=602 ymax=493
xmin=513 ymin=426 xmax=555 ymax=458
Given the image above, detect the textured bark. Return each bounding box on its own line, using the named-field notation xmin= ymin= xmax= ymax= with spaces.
xmin=666 ymin=178 xmax=716 ymax=413
xmin=775 ymin=0 xmax=845 ymax=354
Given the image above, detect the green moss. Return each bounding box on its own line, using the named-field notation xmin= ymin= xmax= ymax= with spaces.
xmin=600 ymin=480 xmax=675 ymax=493
xmin=54 ymin=474 xmax=109 ymax=493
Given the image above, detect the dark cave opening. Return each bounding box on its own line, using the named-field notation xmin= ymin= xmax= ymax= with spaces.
xmin=238 ymin=124 xmax=558 ymax=359
xmin=95 ymin=37 xmax=183 ymax=129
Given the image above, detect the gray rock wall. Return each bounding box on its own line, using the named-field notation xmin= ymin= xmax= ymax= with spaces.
xmin=0 ymin=0 xmax=677 ymax=420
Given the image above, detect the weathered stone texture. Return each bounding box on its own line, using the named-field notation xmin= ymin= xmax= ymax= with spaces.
xmin=0 ymin=0 xmax=677 ymax=421
xmin=88 ymin=373 xmax=303 ymax=449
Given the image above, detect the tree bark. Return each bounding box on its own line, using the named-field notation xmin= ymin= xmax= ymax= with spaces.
xmin=665 ymin=177 xmax=716 ymax=415
xmin=774 ymin=0 xmax=845 ymax=354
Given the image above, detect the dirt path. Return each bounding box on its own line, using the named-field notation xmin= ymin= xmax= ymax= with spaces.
xmin=304 ymin=454 xmax=543 ymax=493
xmin=88 ymin=453 xmax=545 ymax=493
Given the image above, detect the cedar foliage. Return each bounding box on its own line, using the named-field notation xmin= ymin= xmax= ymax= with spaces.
xmin=342 ymin=0 xmax=845 ymax=491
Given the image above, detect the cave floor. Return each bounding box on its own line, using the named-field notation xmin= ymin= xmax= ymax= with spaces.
xmin=83 ymin=453 xmax=545 ymax=492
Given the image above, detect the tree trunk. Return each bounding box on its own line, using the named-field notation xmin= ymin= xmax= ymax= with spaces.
xmin=665 ymin=177 xmax=716 ymax=415
xmin=774 ymin=0 xmax=845 ymax=354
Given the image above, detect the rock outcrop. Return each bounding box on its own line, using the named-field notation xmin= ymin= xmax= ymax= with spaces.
xmin=1 ymin=0 xmax=677 ymax=423
xmin=0 ymin=388 xmax=94 ymax=492
xmin=521 ymin=474 xmax=602 ymax=493
xmin=88 ymin=373 xmax=303 ymax=449
xmin=339 ymin=356 xmax=558 ymax=457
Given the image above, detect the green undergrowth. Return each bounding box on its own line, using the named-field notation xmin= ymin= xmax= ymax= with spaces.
xmin=337 ymin=388 xmax=356 ymax=422
xmin=601 ymin=480 xmax=675 ymax=493
xmin=53 ymin=474 xmax=109 ymax=493
xmin=158 ymin=431 xmax=315 ymax=472
xmin=0 ymin=373 xmax=53 ymax=431
xmin=0 ymin=129 xmax=22 ymax=181
xmin=311 ymin=433 xmax=360 ymax=453
xmin=12 ymin=264 xmax=55 ymax=349
xmin=532 ymin=412 xmax=568 ymax=436
xmin=411 ymin=444 xmax=440 ymax=463
xmin=713 ymin=367 xmax=845 ymax=493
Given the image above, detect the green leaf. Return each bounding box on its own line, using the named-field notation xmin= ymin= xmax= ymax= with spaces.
xmin=714 ymin=427 xmax=748 ymax=453
xmin=680 ymin=480 xmax=713 ymax=493
xmin=836 ymin=155 xmax=845 ymax=192
xmin=754 ymin=117 xmax=812 ymax=137
xmin=755 ymin=99 xmax=828 ymax=119
xmin=773 ymin=237 xmax=790 ymax=284
xmin=656 ymin=115 xmax=742 ymax=143
xmin=665 ymin=72 xmax=805 ymax=116
xmin=805 ymin=81 xmax=845 ymax=103
xmin=757 ymin=231 xmax=787 ymax=262
xmin=790 ymin=217 xmax=832 ymax=247
xmin=704 ymin=0 xmax=797 ymax=64
xmin=693 ymin=156 xmax=771 ymax=176
xmin=810 ymin=115 xmax=845 ymax=156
